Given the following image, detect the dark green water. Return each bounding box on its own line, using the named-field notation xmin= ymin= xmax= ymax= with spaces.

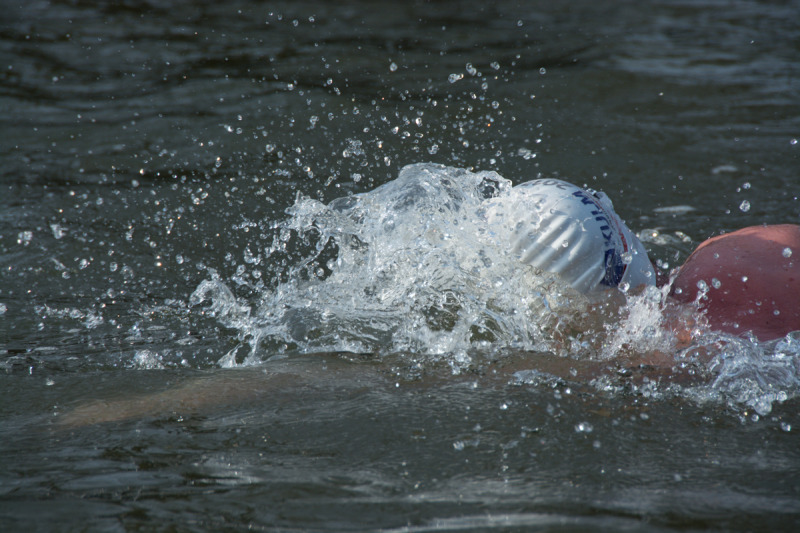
xmin=2 ymin=0 xmax=800 ymax=531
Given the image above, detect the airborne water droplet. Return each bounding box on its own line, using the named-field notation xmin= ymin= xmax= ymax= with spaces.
xmin=739 ymin=200 xmax=750 ymax=212
xmin=782 ymin=247 xmax=792 ymax=258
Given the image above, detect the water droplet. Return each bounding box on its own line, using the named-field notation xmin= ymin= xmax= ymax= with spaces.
xmin=121 ymin=265 xmax=135 ymax=281
xmin=781 ymin=422 xmax=792 ymax=432
xmin=696 ymin=280 xmax=708 ymax=291
xmin=17 ymin=231 xmax=33 ymax=246
xmin=500 ymin=402 xmax=509 ymax=410
xmin=389 ymin=62 xmax=398 ymax=72
xmin=517 ymin=147 xmax=536 ymax=160
xmin=0 ymin=303 xmax=6 ymax=315
xmin=711 ymin=278 xmax=721 ymax=289
xmin=448 ymin=73 xmax=463 ymax=83
xmin=741 ymin=275 xmax=748 ymax=282
xmin=739 ymin=200 xmax=750 ymax=212
xmin=465 ymin=63 xmax=477 ymax=76
xmin=782 ymin=247 xmax=792 ymax=258
xmin=621 ymin=251 xmax=633 ymax=265
xmin=539 ymin=67 xmax=546 ymax=75
xmin=575 ymin=422 xmax=593 ymax=433
xmin=453 ymin=440 xmax=465 ymax=451
xmin=50 ymin=224 xmax=66 ymax=239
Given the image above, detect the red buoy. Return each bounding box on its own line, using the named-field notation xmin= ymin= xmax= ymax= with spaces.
xmin=670 ymin=224 xmax=800 ymax=341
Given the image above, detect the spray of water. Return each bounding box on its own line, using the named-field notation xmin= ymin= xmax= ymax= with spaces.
xmin=190 ymin=163 xmax=800 ymax=413
xmin=191 ymin=164 xmax=594 ymax=368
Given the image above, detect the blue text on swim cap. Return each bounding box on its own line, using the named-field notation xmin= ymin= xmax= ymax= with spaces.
xmin=571 ymin=190 xmax=626 ymax=287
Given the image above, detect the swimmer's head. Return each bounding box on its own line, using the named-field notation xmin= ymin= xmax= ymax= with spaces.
xmin=484 ymin=178 xmax=655 ymax=294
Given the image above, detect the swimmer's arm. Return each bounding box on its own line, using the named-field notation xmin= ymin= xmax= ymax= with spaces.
xmin=57 ymin=355 xmax=607 ymax=428
xmin=58 ymin=368 xmax=301 ymax=427
xmin=58 ymin=357 xmax=384 ymax=428
xmin=59 ymin=341 xmax=707 ymax=429
xmin=57 ymin=356 xmax=600 ymax=429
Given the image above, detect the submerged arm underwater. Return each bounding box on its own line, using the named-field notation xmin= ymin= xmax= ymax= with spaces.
xmin=58 ymin=343 xmax=710 ymax=429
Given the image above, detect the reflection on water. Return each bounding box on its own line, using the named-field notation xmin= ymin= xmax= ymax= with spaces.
xmin=2 ymin=0 xmax=800 ymax=530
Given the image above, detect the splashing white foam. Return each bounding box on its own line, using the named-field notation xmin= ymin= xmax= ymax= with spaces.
xmin=191 ymin=163 xmax=593 ymax=369
xmin=190 ymin=163 xmax=800 ymax=413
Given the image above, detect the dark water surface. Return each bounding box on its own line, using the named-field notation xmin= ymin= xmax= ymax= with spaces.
xmin=2 ymin=0 xmax=800 ymax=531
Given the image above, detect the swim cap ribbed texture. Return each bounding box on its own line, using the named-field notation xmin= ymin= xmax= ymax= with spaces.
xmin=484 ymin=179 xmax=655 ymax=294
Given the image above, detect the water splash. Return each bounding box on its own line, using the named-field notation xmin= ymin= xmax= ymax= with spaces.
xmin=685 ymin=333 xmax=800 ymax=417
xmin=600 ymin=284 xmax=675 ymax=360
xmin=190 ymin=163 xmax=800 ymax=413
xmin=191 ymin=163 xmax=592 ymax=370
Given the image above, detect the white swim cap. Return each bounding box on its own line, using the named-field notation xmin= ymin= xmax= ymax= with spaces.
xmin=484 ymin=178 xmax=655 ymax=294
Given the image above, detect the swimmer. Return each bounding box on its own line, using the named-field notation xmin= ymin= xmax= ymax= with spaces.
xmin=59 ymin=175 xmax=800 ymax=427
